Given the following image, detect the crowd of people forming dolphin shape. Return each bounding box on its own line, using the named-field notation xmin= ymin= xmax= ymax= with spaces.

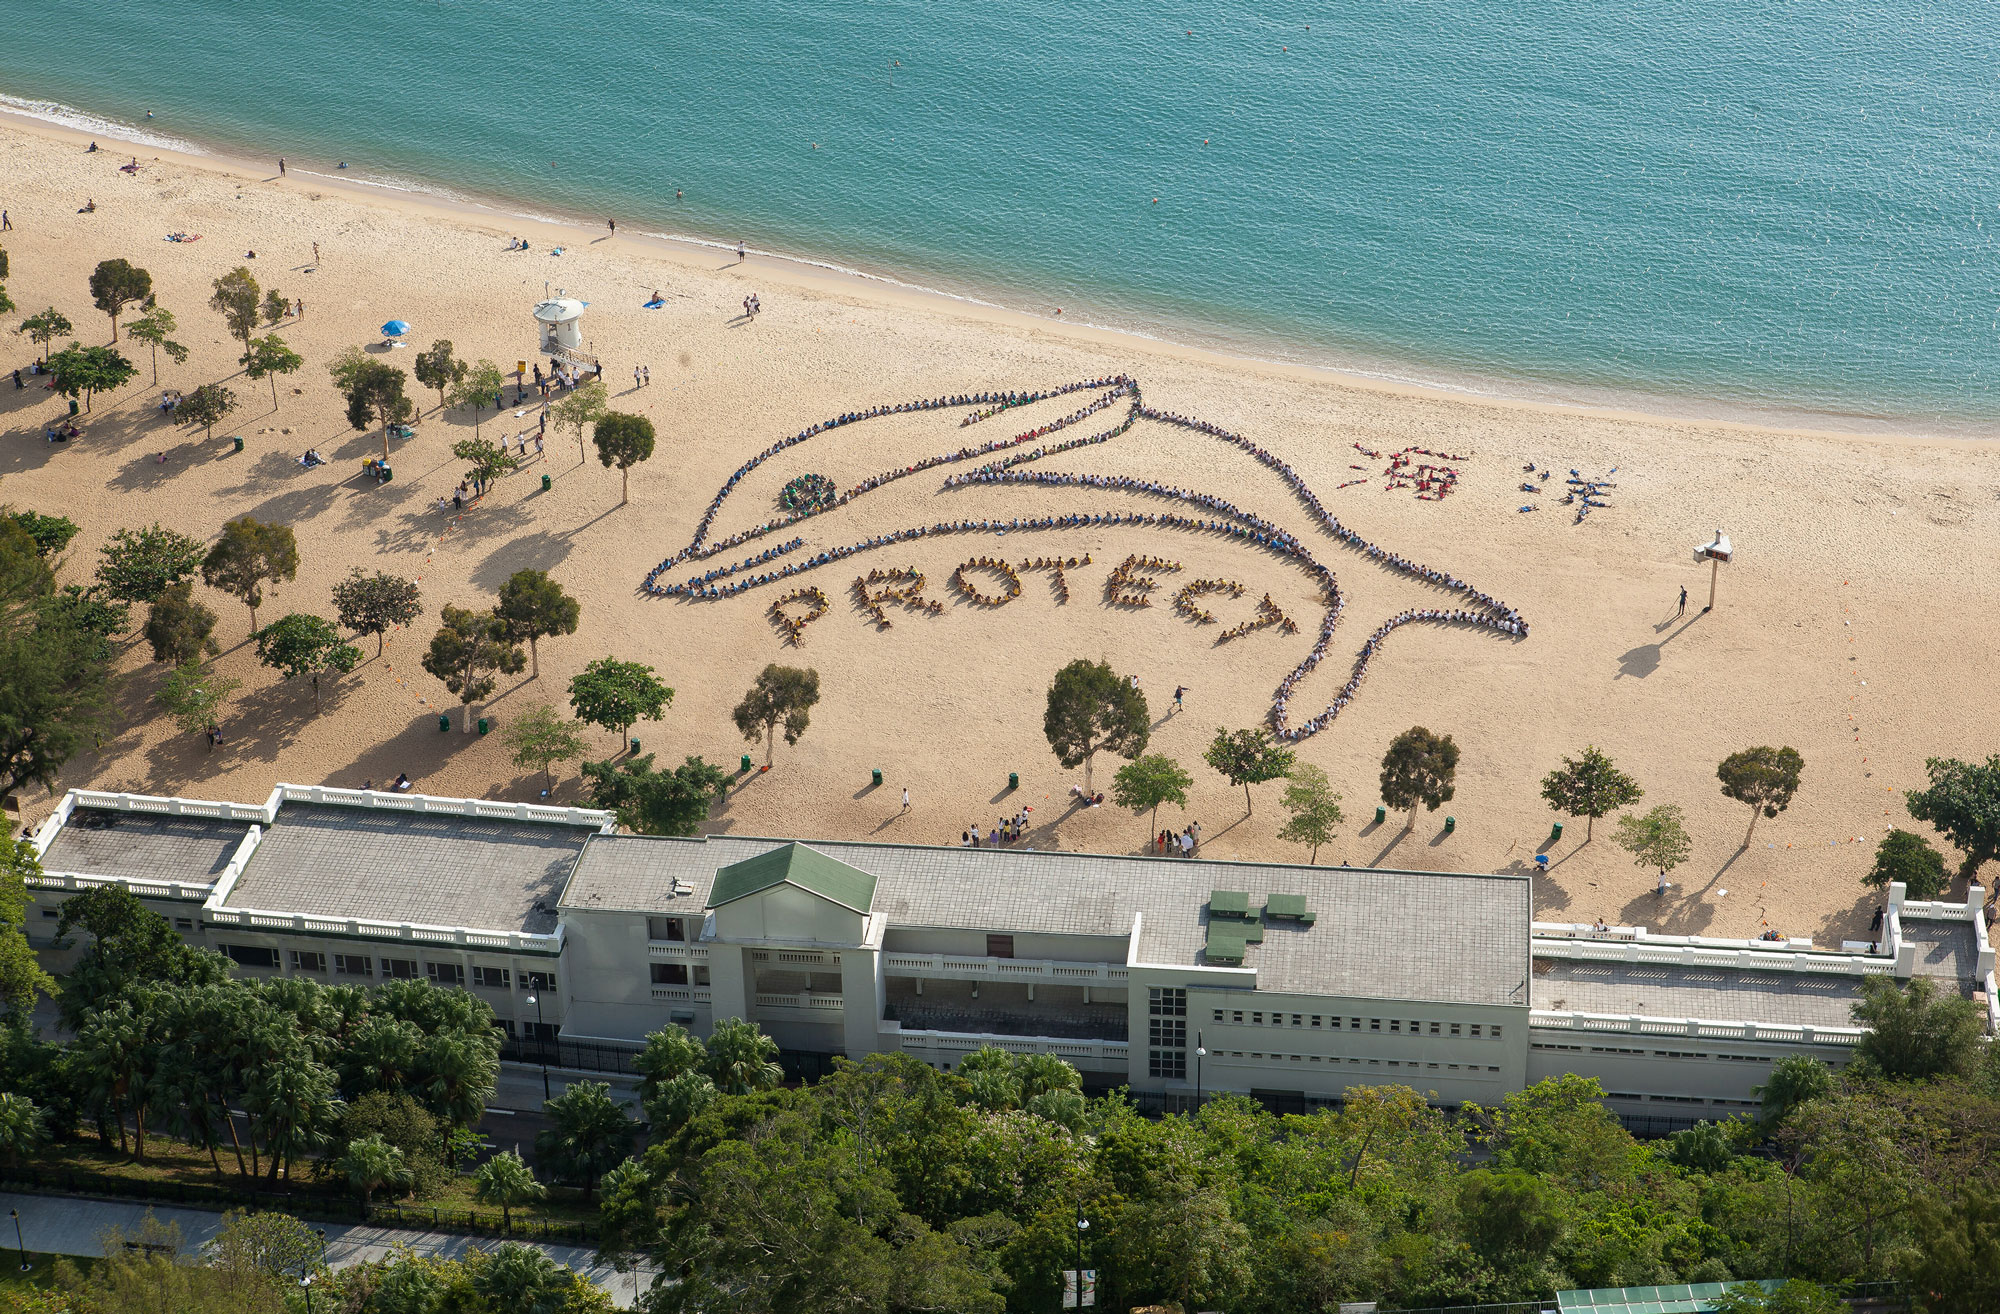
xmin=640 ymin=375 xmax=1529 ymax=743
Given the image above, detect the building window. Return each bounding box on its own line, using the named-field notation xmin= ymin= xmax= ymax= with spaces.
xmin=1148 ymin=1049 xmax=1186 ymax=1080
xmin=334 ymin=954 xmax=373 ymax=977
xmin=523 ymin=1021 xmax=557 ymax=1043
xmin=175 ymin=916 xmax=194 ymax=930
xmin=1148 ymin=1016 xmax=1187 ymax=1048
xmin=1449 ymin=1023 xmax=1461 ymax=1036
xmin=1148 ymin=988 xmax=1187 ymax=1079
xmin=646 ymin=916 xmax=685 ymax=942
xmin=383 ymin=958 xmax=419 ymax=980
xmin=1429 ymin=1021 xmax=1440 ymax=1035
xmin=1213 ymin=1010 xmax=1224 ymax=1022
xmin=1232 ymin=1010 xmax=1243 ymax=1024
xmin=41 ymin=908 xmax=58 ymax=920
xmin=289 ymin=950 xmax=326 ymax=974
xmin=651 ymin=963 xmax=689 ymax=985
xmin=522 ymin=971 xmax=555 ymax=991
xmin=1370 ymin=1018 xmax=1380 ymax=1031
xmin=1470 ymin=1024 xmax=1482 ymax=1037
xmin=1150 ymin=988 xmax=1186 ymax=1017
xmin=472 ymin=966 xmax=511 ymax=989
xmin=1252 ymin=1012 xmax=1263 ymax=1025
xmin=221 ymin=944 xmax=278 ymax=969
xmin=426 ymin=962 xmax=466 ymax=987
xmin=986 ymin=934 xmax=1015 ymax=959
xmin=1311 ymin=1015 xmax=1322 ymax=1028
xmin=1491 ymin=1026 xmax=1502 ymax=1039
xmin=1390 ymin=1019 xmax=1400 ymax=1033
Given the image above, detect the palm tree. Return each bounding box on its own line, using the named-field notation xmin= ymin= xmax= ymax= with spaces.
xmin=418 ymin=1029 xmax=500 ymax=1129
xmin=702 ymin=1018 xmax=783 ymax=1095
xmin=533 ymin=1082 xmax=636 ymax=1202
xmin=339 ymin=1016 xmax=422 ymax=1099
xmin=247 ymin=1049 xmax=342 ymax=1183
xmin=338 ymin=1134 xmax=413 ymax=1216
xmin=473 ymin=1149 xmax=546 ymax=1231
xmin=473 ymin=1243 xmax=568 ymax=1314
xmin=74 ymin=1001 xmax=162 ymax=1158
xmin=0 ymin=1093 xmax=46 ymax=1169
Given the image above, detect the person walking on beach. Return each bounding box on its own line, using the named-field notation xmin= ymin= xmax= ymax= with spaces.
xmin=278 ymin=157 xmax=286 ymax=176
xmin=607 ymin=217 xmax=616 ymax=235
xmin=311 ymin=241 xmax=320 ymax=266
xmin=1677 ymin=585 xmax=1687 ymax=618
xmin=901 ymin=788 xmax=910 ymax=813
xmin=735 ymin=240 xmax=745 ymax=262
xmin=1173 ymin=684 xmax=1186 ymax=712
xmin=635 ymin=366 xmax=643 ymax=391
xmin=2 ymin=210 xmax=12 ymax=230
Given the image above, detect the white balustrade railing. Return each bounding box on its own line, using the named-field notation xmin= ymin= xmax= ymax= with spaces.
xmin=755 ymin=991 xmax=845 ymax=1012
xmin=880 ymin=951 xmax=1129 ymax=984
xmin=881 ymin=1020 xmax=1130 ymax=1066
xmin=1530 ymin=1009 xmax=1863 ymax=1046
xmin=199 ymin=903 xmax=562 ymax=954
xmin=650 ymin=986 xmax=713 ymax=1003
xmin=647 ymin=942 xmax=710 ymax=962
xmin=274 ymin=783 xmax=613 ymax=829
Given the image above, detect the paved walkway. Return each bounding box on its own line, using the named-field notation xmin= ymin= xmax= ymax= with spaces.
xmin=0 ymin=1192 xmax=657 ymax=1308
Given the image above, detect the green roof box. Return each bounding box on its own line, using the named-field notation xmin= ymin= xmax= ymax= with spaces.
xmin=1209 ymin=890 xmax=1253 ymax=919
xmin=1205 ymin=923 xmax=1249 ymax=964
xmin=1265 ymin=893 xmax=1314 ymax=925
xmin=706 ymin=843 xmax=877 ymax=914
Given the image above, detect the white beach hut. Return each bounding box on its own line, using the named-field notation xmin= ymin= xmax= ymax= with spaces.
xmin=532 ymin=296 xmax=587 ymax=354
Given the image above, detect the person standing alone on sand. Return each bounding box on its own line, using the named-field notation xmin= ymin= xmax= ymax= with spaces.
xmin=608 ymin=218 xmax=616 ymax=235
xmin=311 ymin=241 xmax=320 ymax=266
xmin=278 ymin=158 xmax=286 ymax=176
xmin=1677 ymin=585 xmax=1687 ymax=618
xmin=1173 ymin=685 xmax=1186 ymax=711
xmin=901 ymin=788 xmax=911 ymax=813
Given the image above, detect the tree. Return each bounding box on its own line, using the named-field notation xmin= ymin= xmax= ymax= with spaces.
xmin=125 ymin=304 xmax=189 ymax=384
xmin=331 ymin=568 xmax=422 ymax=657
xmin=1457 ymin=1168 xmax=1562 ymax=1265
xmin=96 ymin=523 xmax=205 ymax=606
xmin=1717 ymin=745 xmax=1804 ymax=847
xmin=179 ymin=381 xmax=237 ymax=439
xmin=0 ymin=839 xmax=58 ymax=1014
xmin=733 ymin=663 xmax=821 ymax=768
xmin=261 ymin=288 xmax=290 ymax=327
xmin=1540 ymin=746 xmax=1642 ymax=842
xmin=1710 ymin=1280 xmax=1844 ymax=1314
xmin=1613 ymin=804 xmax=1693 ymax=887
xmin=451 ymin=436 xmax=520 ymax=498
xmin=1850 ymin=974 xmax=1985 ymax=1080
xmin=1755 ymin=1053 xmax=1834 ymax=1128
xmin=534 ymin=1080 xmax=636 ymax=1200
xmin=504 ymin=702 xmax=588 ymax=792
xmin=1203 ymin=726 xmax=1296 ymax=814
xmin=0 ymin=604 xmax=117 ymax=802
xmin=1379 ymin=726 xmax=1460 ymax=831
xmin=1113 ymin=753 xmax=1192 ymax=840
xmin=413 ymin=339 xmax=465 ymax=410
xmin=634 ymin=1024 xmax=709 ymax=1102
xmin=143 ymin=581 xmax=218 ymax=664
xmin=154 ymin=661 xmax=243 ymax=744
xmin=1905 ymin=754 xmax=2000 ymax=881
xmin=0 ymin=1091 xmax=45 ymax=1168
xmin=473 ymin=1148 xmax=545 ymax=1230
xmin=202 ymin=516 xmax=298 ymax=633
xmin=45 ymin=341 xmax=136 ymax=410
xmin=17 ymin=307 xmax=72 ymax=363
xmin=421 ymin=604 xmax=526 ymax=731
xmin=448 ymin=359 xmax=506 ymax=436
xmin=255 ymin=613 xmax=361 ymax=714
xmin=88 ymin=258 xmax=151 ymax=340
xmin=1277 ymin=763 xmax=1345 ymax=863
xmin=568 ymin=658 xmax=672 ymax=747
xmin=240 ymin=334 xmax=302 ymax=408
xmin=474 ymin=1243 xmax=574 ymax=1314
xmin=1865 ymin=828 xmax=1947 ymax=900
xmin=1043 ymin=658 xmax=1149 ymax=792
xmin=581 ymin=752 xmax=728 ymax=835
xmin=494 ymin=569 xmax=579 ymax=678
xmin=1906 ymin=1189 xmax=2000 ymax=1314
xmin=552 ymin=379 xmax=608 ymax=461
xmin=209 ymin=265 xmax=261 ymax=345
xmin=594 ymin=412 xmax=656 ymax=505
xmin=704 ymin=1017 xmax=783 ymax=1095
xmin=338 ymin=1132 xmax=413 ymax=1214
xmin=342 ymin=358 xmax=416 ymax=461
xmin=9 ymin=511 xmax=79 ymax=560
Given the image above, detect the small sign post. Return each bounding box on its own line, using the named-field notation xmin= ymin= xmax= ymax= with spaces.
xmin=1062 ymin=1270 xmax=1097 ymax=1308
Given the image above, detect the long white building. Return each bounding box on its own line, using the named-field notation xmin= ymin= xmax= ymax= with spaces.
xmin=22 ymin=786 xmax=1997 ymax=1119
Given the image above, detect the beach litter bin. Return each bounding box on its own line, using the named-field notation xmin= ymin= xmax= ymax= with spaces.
xmin=1008 ymin=772 xmax=1018 ymax=790
xmin=1373 ymin=806 xmax=1386 ymax=826
xmin=68 ymin=399 xmax=79 ymax=416
xmin=871 ymin=768 xmax=883 ymax=787
xmin=1550 ymin=821 xmax=1564 ymax=842
xmin=477 ymin=718 xmax=489 ymax=735
xmin=1444 ymin=816 xmax=1455 ymax=835
xmin=740 ymin=754 xmax=752 ymax=774
xmin=232 ymin=435 xmax=244 ymax=452
xmin=629 ymin=738 xmax=641 ymax=754
xmin=438 ymin=714 xmax=450 ymax=732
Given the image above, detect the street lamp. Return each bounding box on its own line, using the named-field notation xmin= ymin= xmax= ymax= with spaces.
xmin=1194 ymin=1031 xmax=1207 ymax=1109
xmin=1071 ymin=1210 xmax=1091 ymax=1309
xmin=525 ymin=992 xmax=551 ymax=1101
xmin=10 ymin=1208 xmax=26 ymax=1273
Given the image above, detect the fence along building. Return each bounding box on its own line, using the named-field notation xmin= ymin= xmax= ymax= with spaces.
xmin=21 ymin=787 xmax=1998 ymax=1116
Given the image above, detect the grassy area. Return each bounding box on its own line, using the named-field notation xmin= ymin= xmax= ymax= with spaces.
xmin=10 ymin=1137 xmax=597 ymax=1235
xmin=0 ymin=1253 xmax=96 ymax=1295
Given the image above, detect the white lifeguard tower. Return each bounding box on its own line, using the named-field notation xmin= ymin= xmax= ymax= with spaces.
xmin=532 ymin=296 xmax=586 ymax=354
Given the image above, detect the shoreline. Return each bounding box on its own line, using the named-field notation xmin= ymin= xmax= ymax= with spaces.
xmin=3 ymin=91 xmax=1990 ymax=448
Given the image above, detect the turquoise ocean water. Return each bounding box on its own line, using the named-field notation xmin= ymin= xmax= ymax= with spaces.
xmin=3 ymin=0 xmax=1997 ymax=431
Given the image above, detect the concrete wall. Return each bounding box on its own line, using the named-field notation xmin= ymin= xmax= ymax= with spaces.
xmin=881 ymin=926 xmax=1128 ymax=963
xmin=711 ymin=884 xmax=865 ymax=945
xmin=1528 ymin=1028 xmax=1854 ymax=1118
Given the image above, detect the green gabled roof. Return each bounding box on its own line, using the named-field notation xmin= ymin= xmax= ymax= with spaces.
xmin=705 ymin=843 xmax=877 ymax=914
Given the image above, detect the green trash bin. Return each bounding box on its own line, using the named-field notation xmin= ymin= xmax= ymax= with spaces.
xmin=541 ymin=473 xmax=552 ymax=492
xmin=232 ymin=435 xmax=244 ymax=452
xmin=629 ymin=738 xmax=641 ymax=754
xmin=477 ymin=717 xmax=489 ymax=735
xmin=1008 ymin=772 xmax=1019 ymax=791
xmin=438 ymin=714 xmax=450 ymax=732
xmin=871 ymin=768 xmax=883 ymax=787
xmin=68 ymin=399 xmax=79 ymax=416
xmin=1373 ymin=806 xmax=1387 ymax=825
xmin=740 ymin=754 xmax=752 ymax=774
xmin=1550 ymin=821 xmax=1564 ymax=842
xmin=1444 ymin=816 xmax=1456 ymax=834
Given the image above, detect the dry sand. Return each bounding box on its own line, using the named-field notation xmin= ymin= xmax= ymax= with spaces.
xmin=3 ymin=115 xmax=1996 ymax=944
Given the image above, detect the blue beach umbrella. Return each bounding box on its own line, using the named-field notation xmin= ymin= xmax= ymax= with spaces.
xmin=381 ymin=319 xmax=411 ymax=338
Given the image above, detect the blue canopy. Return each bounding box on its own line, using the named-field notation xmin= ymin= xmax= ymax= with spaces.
xmin=381 ymin=320 xmax=411 ymax=336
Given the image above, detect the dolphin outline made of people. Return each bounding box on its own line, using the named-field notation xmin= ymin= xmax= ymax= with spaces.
xmin=641 ymin=376 xmax=1528 ymax=743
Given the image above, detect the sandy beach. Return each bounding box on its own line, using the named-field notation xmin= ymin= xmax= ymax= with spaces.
xmin=3 ymin=115 xmax=1996 ymax=945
